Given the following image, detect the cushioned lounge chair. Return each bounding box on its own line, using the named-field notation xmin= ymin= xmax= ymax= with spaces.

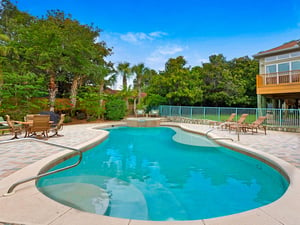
xmin=149 ymin=109 xmax=159 ymax=117
xmin=135 ymin=109 xmax=145 ymax=117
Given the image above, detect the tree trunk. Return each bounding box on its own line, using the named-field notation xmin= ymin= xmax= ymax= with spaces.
xmin=70 ymin=76 xmax=80 ymax=110
xmin=48 ymin=71 xmax=57 ymax=112
xmin=98 ymin=82 xmax=105 ymax=119
xmin=138 ymin=79 xmax=142 ymax=105
xmin=122 ymin=75 xmax=127 ymax=90
xmin=133 ymin=98 xmax=137 ymax=114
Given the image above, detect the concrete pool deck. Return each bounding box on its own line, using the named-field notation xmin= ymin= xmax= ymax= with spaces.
xmin=0 ymin=120 xmax=300 ymax=225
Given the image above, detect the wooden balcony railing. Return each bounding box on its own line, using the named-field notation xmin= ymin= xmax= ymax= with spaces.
xmin=258 ymin=70 xmax=300 ymax=85
xmin=256 ymin=70 xmax=300 ymax=95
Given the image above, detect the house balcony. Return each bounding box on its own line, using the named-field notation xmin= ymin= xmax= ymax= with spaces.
xmin=256 ymin=70 xmax=300 ymax=95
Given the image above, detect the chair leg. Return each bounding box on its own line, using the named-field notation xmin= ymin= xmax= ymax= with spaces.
xmin=11 ymin=131 xmax=19 ymax=139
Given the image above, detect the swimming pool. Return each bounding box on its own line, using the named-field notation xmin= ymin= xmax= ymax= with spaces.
xmin=37 ymin=126 xmax=288 ymax=221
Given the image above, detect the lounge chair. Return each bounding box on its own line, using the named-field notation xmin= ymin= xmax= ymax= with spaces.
xmin=5 ymin=115 xmax=23 ymax=139
xmin=227 ymin=114 xmax=249 ymax=132
xmin=149 ymin=109 xmax=159 ymax=117
xmin=49 ymin=114 xmax=65 ymax=137
xmin=242 ymin=116 xmax=267 ymax=135
xmin=28 ymin=114 xmax=51 ymax=138
xmin=211 ymin=113 xmax=236 ymax=128
xmin=135 ymin=109 xmax=145 ymax=117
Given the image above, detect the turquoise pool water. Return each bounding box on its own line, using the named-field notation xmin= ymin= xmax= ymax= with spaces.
xmin=37 ymin=126 xmax=288 ymax=221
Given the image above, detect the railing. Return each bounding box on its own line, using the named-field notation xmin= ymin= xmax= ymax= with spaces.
xmin=260 ymin=70 xmax=300 ymax=85
xmin=1 ymin=138 xmax=82 ymax=195
xmin=159 ymin=105 xmax=300 ymax=128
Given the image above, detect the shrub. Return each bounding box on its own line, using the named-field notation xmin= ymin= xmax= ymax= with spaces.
xmin=105 ymin=97 xmax=126 ymax=120
xmin=87 ymin=116 xmax=97 ymax=122
xmin=76 ymin=112 xmax=86 ymax=120
xmin=64 ymin=115 xmax=72 ymax=123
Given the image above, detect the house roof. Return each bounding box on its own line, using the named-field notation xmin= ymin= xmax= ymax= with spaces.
xmin=254 ymin=40 xmax=300 ymax=58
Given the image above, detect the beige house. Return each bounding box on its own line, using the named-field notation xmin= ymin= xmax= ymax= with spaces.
xmin=254 ymin=40 xmax=300 ymax=109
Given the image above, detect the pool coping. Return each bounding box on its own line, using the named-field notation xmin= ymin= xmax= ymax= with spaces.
xmin=0 ymin=122 xmax=299 ymax=225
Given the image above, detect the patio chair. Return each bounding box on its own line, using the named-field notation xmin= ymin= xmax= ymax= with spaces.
xmin=49 ymin=114 xmax=65 ymax=137
xmin=5 ymin=115 xmax=23 ymax=139
xmin=24 ymin=114 xmax=36 ymax=122
xmin=149 ymin=109 xmax=159 ymax=117
xmin=227 ymin=114 xmax=249 ymax=132
xmin=0 ymin=116 xmax=10 ymax=135
xmin=242 ymin=116 xmax=267 ymax=135
xmin=135 ymin=109 xmax=145 ymax=117
xmin=210 ymin=113 xmax=236 ymax=128
xmin=28 ymin=114 xmax=51 ymax=138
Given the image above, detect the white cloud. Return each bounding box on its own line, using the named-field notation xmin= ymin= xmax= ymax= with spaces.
xmin=120 ymin=31 xmax=168 ymax=44
xmin=156 ymin=45 xmax=184 ymax=55
xmin=149 ymin=31 xmax=168 ymax=38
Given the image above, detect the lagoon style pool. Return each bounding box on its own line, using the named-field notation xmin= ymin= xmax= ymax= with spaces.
xmin=37 ymin=126 xmax=288 ymax=221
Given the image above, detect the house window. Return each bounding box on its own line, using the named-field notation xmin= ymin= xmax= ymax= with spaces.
xmin=264 ymin=51 xmax=300 ymax=62
xmin=265 ymin=56 xmax=277 ymax=62
xmin=291 ymin=61 xmax=300 ymax=70
xmin=266 ymin=65 xmax=276 ymax=73
xmin=278 ymin=63 xmax=290 ymax=72
xmin=291 ymin=51 xmax=300 ymax=57
xmin=278 ymin=54 xmax=289 ymax=59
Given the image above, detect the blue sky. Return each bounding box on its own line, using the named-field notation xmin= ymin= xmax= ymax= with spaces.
xmin=15 ymin=0 xmax=300 ymax=71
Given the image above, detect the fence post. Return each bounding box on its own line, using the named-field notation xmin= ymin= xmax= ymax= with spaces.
xmin=279 ymin=109 xmax=282 ymax=127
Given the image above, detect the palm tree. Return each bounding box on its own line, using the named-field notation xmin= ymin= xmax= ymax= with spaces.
xmin=132 ymin=63 xmax=149 ymax=105
xmin=116 ymin=62 xmax=132 ymax=90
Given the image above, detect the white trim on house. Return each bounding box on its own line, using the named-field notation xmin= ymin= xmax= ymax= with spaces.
xmin=265 ymin=51 xmax=300 ymax=62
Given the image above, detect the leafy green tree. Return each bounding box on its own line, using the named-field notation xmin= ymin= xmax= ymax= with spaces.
xmin=77 ymin=86 xmax=105 ymax=120
xmin=201 ymin=54 xmax=258 ymax=107
xmin=144 ymin=94 xmax=167 ymax=111
xmin=0 ymin=72 xmax=47 ymax=118
xmin=105 ymin=96 xmax=126 ymax=120
xmin=201 ymin=54 xmax=243 ymax=106
xmin=147 ymin=56 xmax=203 ymax=105
xmin=229 ymin=56 xmax=258 ymax=107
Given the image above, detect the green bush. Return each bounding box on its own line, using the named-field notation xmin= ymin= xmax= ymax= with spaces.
xmin=87 ymin=115 xmax=97 ymax=122
xmin=76 ymin=112 xmax=86 ymax=120
xmin=64 ymin=115 xmax=72 ymax=123
xmin=144 ymin=94 xmax=167 ymax=112
xmin=105 ymin=97 xmax=126 ymax=120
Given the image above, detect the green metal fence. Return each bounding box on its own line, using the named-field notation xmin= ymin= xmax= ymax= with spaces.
xmin=159 ymin=105 xmax=300 ymax=128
